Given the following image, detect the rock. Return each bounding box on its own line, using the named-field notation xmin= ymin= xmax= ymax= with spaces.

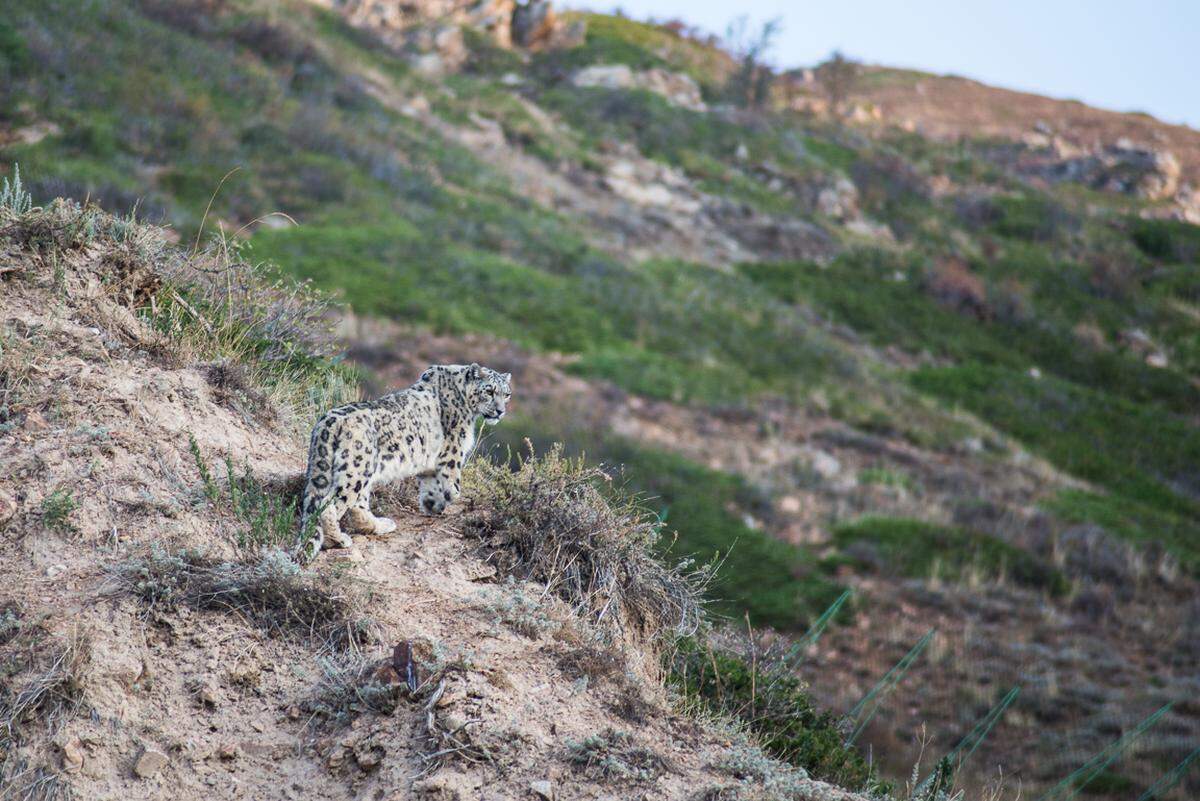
xmin=844 ymin=218 xmax=894 ymax=241
xmin=134 ymin=746 xmax=168 ymax=778
xmin=530 ymin=780 xmax=554 ymax=799
xmin=816 ymin=177 xmax=859 ymax=220
xmin=512 ymin=0 xmax=550 ymax=45
xmin=217 ymin=743 xmax=239 ymax=761
xmin=572 ymin=64 xmax=706 ymax=111
xmin=0 ymin=489 xmax=15 ymax=531
xmin=803 ymin=448 xmax=842 ymax=480
xmin=1034 ymin=139 xmax=1181 ymax=201
xmin=60 ymin=738 xmax=85 ymax=773
xmin=572 ymin=63 xmax=633 ymax=88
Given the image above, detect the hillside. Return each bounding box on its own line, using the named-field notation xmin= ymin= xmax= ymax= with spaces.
xmin=3 ymin=1 xmax=1200 ymax=798
xmin=0 ymin=199 xmax=882 ymax=800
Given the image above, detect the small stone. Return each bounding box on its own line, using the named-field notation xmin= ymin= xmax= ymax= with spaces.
xmin=217 ymin=743 xmax=239 ymax=761
xmin=134 ymin=746 xmax=168 ymax=778
xmin=286 ymin=705 xmax=301 ymax=720
xmin=530 ymin=780 xmax=553 ymax=800
xmin=60 ymin=738 xmax=85 ymax=773
xmin=198 ymin=687 xmax=219 ymax=708
xmin=0 ymin=489 xmax=16 ymax=531
xmin=250 ymin=719 xmax=266 ymax=733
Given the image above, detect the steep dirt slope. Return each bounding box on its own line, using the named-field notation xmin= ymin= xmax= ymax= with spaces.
xmin=0 ymin=204 xmax=871 ymax=800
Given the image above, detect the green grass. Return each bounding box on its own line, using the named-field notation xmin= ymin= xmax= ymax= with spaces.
xmin=670 ymin=637 xmax=884 ymax=791
xmin=253 ymin=224 xmax=852 ymax=406
xmin=739 ymin=252 xmax=1200 ymax=415
xmin=911 ymin=365 xmax=1200 ymax=571
xmin=831 ymin=517 xmax=1069 ymax=594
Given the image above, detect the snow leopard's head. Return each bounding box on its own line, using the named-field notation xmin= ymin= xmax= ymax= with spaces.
xmin=466 ymin=363 xmax=512 ymax=424
xmin=420 ymin=363 xmax=512 ymax=425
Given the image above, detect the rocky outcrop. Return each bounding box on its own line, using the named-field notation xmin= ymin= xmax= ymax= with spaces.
xmin=1020 ymin=135 xmax=1182 ymax=202
xmin=511 ymin=0 xmax=584 ymax=49
xmin=320 ymin=0 xmax=516 ymax=45
xmin=309 ymin=0 xmax=582 ymax=72
xmin=572 ymin=64 xmax=707 ymax=111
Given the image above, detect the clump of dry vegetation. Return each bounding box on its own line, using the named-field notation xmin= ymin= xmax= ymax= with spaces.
xmin=463 ymin=443 xmax=710 ymax=653
xmin=0 ymin=604 xmax=92 ymax=801
xmin=112 ymin=546 xmax=375 ymax=651
xmin=566 ymin=727 xmax=668 ymax=785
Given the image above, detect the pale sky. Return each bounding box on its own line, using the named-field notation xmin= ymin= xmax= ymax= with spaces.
xmin=569 ymin=0 xmax=1199 ymax=129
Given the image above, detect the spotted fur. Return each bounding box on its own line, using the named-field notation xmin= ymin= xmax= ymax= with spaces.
xmin=297 ymin=363 xmax=511 ymax=562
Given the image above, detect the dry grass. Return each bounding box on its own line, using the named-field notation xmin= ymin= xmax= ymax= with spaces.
xmin=302 ymin=652 xmax=408 ymax=728
xmin=565 ymin=728 xmax=668 ymax=785
xmin=463 ymin=443 xmax=710 ymax=656
xmin=0 ymin=197 xmax=358 ymax=429
xmin=112 ymin=546 xmax=376 ymax=651
xmin=0 ymin=612 xmax=91 ymax=801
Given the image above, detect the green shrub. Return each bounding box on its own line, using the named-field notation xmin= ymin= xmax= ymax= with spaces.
xmin=1128 ymin=217 xmax=1200 ymax=263
xmin=39 ymin=489 xmax=77 ymax=535
xmin=911 ymin=365 xmax=1200 ymax=572
xmin=669 ymin=637 xmax=883 ymax=791
xmin=832 ymin=516 xmax=1069 ymax=595
xmin=987 ymin=194 xmax=1073 ymax=242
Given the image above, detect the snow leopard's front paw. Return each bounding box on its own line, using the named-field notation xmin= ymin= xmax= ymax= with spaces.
xmin=418 ymin=480 xmax=448 ymax=515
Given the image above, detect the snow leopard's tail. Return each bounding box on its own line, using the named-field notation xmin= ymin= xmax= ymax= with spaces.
xmin=296 ymin=415 xmax=337 ymax=564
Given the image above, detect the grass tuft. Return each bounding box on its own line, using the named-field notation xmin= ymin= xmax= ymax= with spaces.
xmin=113 ymin=546 xmax=375 ymax=651
xmin=463 ymin=443 xmax=710 ymax=655
xmin=566 ymin=728 xmax=667 ymax=784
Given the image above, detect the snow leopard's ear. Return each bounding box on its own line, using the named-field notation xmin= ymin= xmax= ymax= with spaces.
xmin=467 ymin=363 xmax=481 ymax=381
xmin=501 ymin=373 xmax=511 ymax=384
xmin=419 ymin=367 xmax=435 ymax=382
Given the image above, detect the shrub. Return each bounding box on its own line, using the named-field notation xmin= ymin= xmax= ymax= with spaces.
xmin=566 ymin=728 xmax=666 ymax=784
xmin=832 ymin=516 xmax=1070 ymax=595
xmin=484 ymin=424 xmax=843 ymax=630
xmin=39 ymin=490 xmax=77 ymax=535
xmin=0 ymin=616 xmax=91 ymax=800
xmin=987 ymin=194 xmax=1074 ymax=242
xmin=669 ymin=636 xmax=884 ymax=791
xmin=113 ymin=546 xmax=375 ymax=650
xmin=922 ymin=257 xmax=991 ymax=320
xmin=302 ymin=652 xmax=406 ymax=727
xmin=463 ymin=444 xmax=709 ymax=653
xmin=0 ymin=195 xmax=358 ymax=426
xmin=1128 ymin=216 xmax=1200 ymax=263
xmin=188 ymin=433 xmax=310 ymax=553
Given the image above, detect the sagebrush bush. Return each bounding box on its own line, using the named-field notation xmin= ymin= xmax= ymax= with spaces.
xmin=114 ymin=546 xmax=375 ymax=651
xmin=463 ymin=443 xmax=710 ymax=654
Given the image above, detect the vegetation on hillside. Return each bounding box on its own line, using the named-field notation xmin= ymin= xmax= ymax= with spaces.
xmin=4 ymin=0 xmax=1200 ymax=796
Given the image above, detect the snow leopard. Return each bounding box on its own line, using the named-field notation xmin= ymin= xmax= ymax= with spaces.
xmin=297 ymin=363 xmax=511 ymax=562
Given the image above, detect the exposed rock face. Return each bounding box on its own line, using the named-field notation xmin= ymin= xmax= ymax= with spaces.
xmin=311 ymin=0 xmax=581 ymax=68
xmin=1034 ymin=138 xmax=1182 ymax=201
xmin=511 ymin=0 xmax=585 ymax=49
xmin=321 ymin=0 xmax=516 ymax=45
xmin=572 ymin=64 xmax=707 ymax=111
xmin=815 ymin=177 xmax=859 ymax=221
